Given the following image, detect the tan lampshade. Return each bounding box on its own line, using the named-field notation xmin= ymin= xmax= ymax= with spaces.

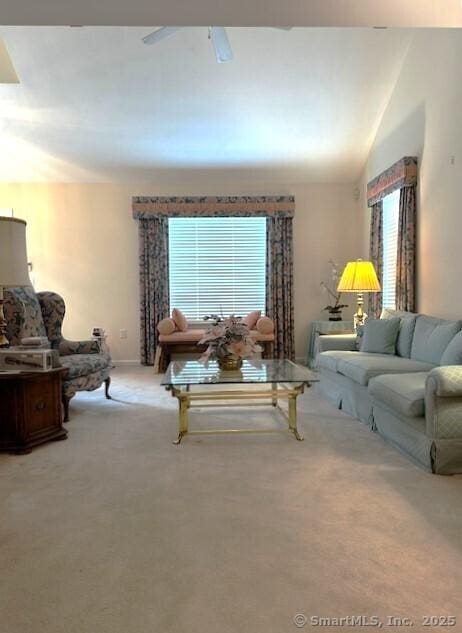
xmin=0 ymin=217 xmax=32 ymax=287
xmin=337 ymin=259 xmax=381 ymax=293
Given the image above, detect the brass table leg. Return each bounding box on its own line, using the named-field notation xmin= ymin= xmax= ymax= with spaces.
xmin=271 ymin=382 xmax=278 ymax=407
xmin=288 ymin=392 xmax=304 ymax=441
xmin=171 ymin=382 xmax=308 ymax=443
xmin=173 ymin=391 xmax=189 ymax=444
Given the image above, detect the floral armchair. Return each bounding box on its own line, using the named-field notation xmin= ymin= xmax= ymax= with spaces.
xmin=3 ymin=287 xmax=112 ymax=421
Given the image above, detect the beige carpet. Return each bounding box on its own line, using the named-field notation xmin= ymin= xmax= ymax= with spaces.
xmin=1 ymin=366 xmax=462 ymax=633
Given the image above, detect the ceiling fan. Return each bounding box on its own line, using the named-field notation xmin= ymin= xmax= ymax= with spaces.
xmin=142 ymin=27 xmax=291 ymax=64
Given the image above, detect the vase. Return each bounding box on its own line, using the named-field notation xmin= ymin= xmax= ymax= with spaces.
xmin=328 ymin=308 xmax=343 ymax=322
xmin=218 ymin=356 xmax=243 ymax=371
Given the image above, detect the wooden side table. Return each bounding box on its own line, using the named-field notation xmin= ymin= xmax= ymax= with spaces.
xmin=0 ymin=368 xmax=68 ymax=454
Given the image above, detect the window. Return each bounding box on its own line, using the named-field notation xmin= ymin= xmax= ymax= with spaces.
xmin=382 ymin=189 xmax=400 ymax=309
xmin=168 ymin=217 xmax=266 ymax=320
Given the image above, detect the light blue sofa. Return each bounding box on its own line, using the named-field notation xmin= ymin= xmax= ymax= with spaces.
xmin=317 ymin=310 xmax=462 ymax=474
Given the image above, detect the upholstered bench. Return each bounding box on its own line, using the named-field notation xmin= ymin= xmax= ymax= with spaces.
xmin=155 ymin=311 xmax=275 ymax=373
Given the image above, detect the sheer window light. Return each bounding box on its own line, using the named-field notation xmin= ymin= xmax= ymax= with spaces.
xmin=382 ymin=190 xmax=400 ymax=310
xmin=168 ymin=217 xmax=266 ymax=320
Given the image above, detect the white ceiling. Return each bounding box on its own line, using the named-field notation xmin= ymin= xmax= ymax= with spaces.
xmin=1 ymin=0 xmax=461 ymax=27
xmin=0 ymin=26 xmax=414 ymax=183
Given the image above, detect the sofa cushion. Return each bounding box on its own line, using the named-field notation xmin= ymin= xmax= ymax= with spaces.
xmin=60 ymin=353 xmax=110 ymax=380
xmin=381 ymin=308 xmax=415 ymax=320
xmin=317 ymin=350 xmax=348 ymax=373
xmin=410 ymin=316 xmax=461 ymax=365
xmin=369 ymin=372 xmax=427 ymax=418
xmin=440 ymin=330 xmax=462 ymax=366
xmin=396 ymin=316 xmax=418 ymax=358
xmin=336 ymin=353 xmax=435 ymax=386
xmin=159 ymin=329 xmax=274 ymax=344
xmin=159 ymin=329 xmax=205 ymax=343
xmin=360 ymin=318 xmax=400 ymax=354
xmin=381 ymin=308 xmax=418 ymax=358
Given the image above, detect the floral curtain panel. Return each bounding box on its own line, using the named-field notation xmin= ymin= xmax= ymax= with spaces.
xmin=396 ymin=186 xmax=417 ymax=312
xmin=266 ymin=216 xmax=295 ymax=360
xmin=133 ymin=195 xmax=295 ymax=365
xmin=367 ymin=156 xmax=417 ymax=317
xmin=138 ymin=217 xmax=169 ymax=365
xmin=368 ymin=201 xmax=383 ymax=319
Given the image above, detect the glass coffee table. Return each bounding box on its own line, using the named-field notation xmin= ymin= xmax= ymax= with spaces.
xmin=161 ymin=359 xmax=319 ymax=444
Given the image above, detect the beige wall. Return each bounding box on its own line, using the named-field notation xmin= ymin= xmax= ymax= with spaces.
xmin=0 ymin=181 xmax=362 ymax=361
xmin=363 ymin=29 xmax=462 ymax=319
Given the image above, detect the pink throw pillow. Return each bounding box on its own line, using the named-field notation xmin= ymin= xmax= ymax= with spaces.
xmin=172 ymin=308 xmax=188 ymax=332
xmin=256 ymin=316 xmax=274 ymax=334
xmin=157 ymin=317 xmax=176 ymax=335
xmin=242 ymin=310 xmax=261 ymax=330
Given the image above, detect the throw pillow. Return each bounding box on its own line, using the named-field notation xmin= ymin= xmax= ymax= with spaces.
xmin=360 ymin=317 xmax=400 ymax=355
xmin=380 ymin=307 xmax=417 ymax=358
xmin=256 ymin=316 xmax=274 ymax=334
xmin=441 ymin=330 xmax=462 ymax=366
xmin=157 ymin=317 xmax=176 ymax=335
xmin=242 ymin=310 xmax=261 ymax=330
xmin=172 ymin=308 xmax=188 ymax=332
xmin=411 ymin=316 xmax=462 ymax=364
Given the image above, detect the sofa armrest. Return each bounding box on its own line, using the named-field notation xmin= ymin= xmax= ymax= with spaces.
xmin=426 ymin=366 xmax=462 ymax=397
xmin=318 ymin=334 xmax=357 ymax=353
xmin=425 ymin=366 xmax=462 ymax=439
xmin=59 ymin=338 xmax=100 ymax=355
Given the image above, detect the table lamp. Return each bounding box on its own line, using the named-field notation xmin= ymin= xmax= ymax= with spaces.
xmin=0 ymin=217 xmax=32 ymax=347
xmin=337 ymin=259 xmax=381 ymax=329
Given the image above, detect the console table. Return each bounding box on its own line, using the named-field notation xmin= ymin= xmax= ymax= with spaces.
xmin=305 ymin=320 xmax=354 ymax=368
xmin=0 ymin=368 xmax=68 ymax=454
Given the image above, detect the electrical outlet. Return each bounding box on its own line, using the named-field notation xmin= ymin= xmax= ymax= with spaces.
xmin=119 ymin=329 xmax=127 ymax=339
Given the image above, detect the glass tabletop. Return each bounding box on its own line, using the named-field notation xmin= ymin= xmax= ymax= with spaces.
xmin=161 ymin=359 xmax=319 ymax=386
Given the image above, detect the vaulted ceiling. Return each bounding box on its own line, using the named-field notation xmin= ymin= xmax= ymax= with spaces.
xmin=1 ymin=0 xmax=462 ymax=27
xmin=0 ymin=26 xmax=417 ymax=182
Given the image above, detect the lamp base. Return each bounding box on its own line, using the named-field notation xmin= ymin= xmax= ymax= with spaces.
xmin=353 ymin=293 xmax=367 ymax=330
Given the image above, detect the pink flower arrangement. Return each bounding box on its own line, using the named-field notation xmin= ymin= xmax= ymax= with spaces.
xmin=198 ymin=316 xmax=261 ymax=363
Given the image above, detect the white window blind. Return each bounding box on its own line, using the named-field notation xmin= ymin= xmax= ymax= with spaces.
xmin=168 ymin=217 xmax=266 ymax=320
xmin=382 ymin=189 xmax=400 ymax=310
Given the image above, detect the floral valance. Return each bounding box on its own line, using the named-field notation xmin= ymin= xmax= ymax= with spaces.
xmin=132 ymin=195 xmax=295 ymax=219
xmin=367 ymin=157 xmax=418 ymax=207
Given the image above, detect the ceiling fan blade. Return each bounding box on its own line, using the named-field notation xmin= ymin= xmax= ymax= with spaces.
xmin=210 ymin=27 xmax=233 ymax=63
xmin=272 ymin=27 xmax=292 ymax=31
xmin=142 ymin=27 xmax=182 ymax=45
